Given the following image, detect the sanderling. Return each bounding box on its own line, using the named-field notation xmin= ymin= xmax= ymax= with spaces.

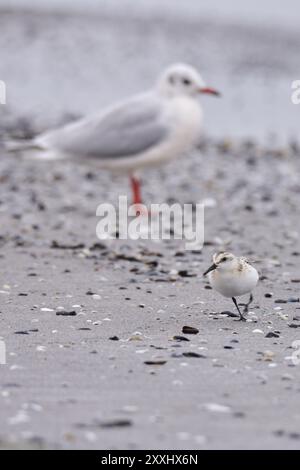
xmin=203 ymin=251 xmax=259 ymax=321
xmin=7 ymin=63 xmax=220 ymax=206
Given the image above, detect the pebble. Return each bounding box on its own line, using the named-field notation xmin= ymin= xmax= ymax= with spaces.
xmin=173 ymin=335 xmax=190 ymax=342
xmin=129 ymin=333 xmax=143 ymax=341
xmin=281 ymin=374 xmax=294 ymax=381
xmin=263 ymin=350 xmax=275 ymax=361
xmin=56 ymin=310 xmax=77 ymax=316
xmin=265 ymin=332 xmax=280 ymax=338
xmin=98 ymin=419 xmax=132 ymax=429
xmin=182 ymin=352 xmax=206 ymax=358
xmin=182 ymin=326 xmax=199 ymax=335
xmin=221 ymin=311 xmax=239 ymax=318
xmin=144 ymin=360 xmax=167 ymax=366
xmin=92 ymin=294 xmax=101 ymax=300
xmin=203 ymin=403 xmax=231 ymax=414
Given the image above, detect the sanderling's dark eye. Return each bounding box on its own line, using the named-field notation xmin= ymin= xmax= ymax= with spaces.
xmin=182 ymin=78 xmax=191 ymax=86
xmin=221 ymin=257 xmax=228 ymax=263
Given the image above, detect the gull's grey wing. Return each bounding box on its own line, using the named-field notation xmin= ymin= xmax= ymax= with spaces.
xmin=39 ymin=93 xmax=169 ymax=159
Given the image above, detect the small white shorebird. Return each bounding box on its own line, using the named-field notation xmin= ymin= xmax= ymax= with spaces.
xmin=8 ymin=63 xmax=220 ymax=206
xmin=203 ymin=252 xmax=259 ymax=321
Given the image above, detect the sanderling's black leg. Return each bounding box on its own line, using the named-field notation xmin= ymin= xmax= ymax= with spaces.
xmin=232 ymin=297 xmax=246 ymax=321
xmin=242 ymin=293 xmax=253 ymax=314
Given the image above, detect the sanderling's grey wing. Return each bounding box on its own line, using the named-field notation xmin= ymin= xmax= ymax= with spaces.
xmin=38 ymin=93 xmax=169 ymax=159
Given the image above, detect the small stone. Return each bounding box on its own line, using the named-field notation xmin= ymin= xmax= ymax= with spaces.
xmin=129 ymin=334 xmax=143 ymax=341
xmin=233 ymin=411 xmax=246 ymax=418
xmin=100 ymin=419 xmax=132 ymax=428
xmin=263 ymin=350 xmax=275 ymax=361
xmin=182 ymin=352 xmax=206 ymax=358
xmin=173 ymin=335 xmax=190 ymax=342
xmin=177 ymin=270 xmax=196 ymax=278
xmin=182 ymin=326 xmax=199 ymax=335
xmin=144 ymin=360 xmax=167 ymax=366
xmin=281 ymin=374 xmax=294 ymax=381
xmin=289 ymin=433 xmax=300 ymax=440
xmin=56 ymin=311 xmax=77 ymax=316
xmin=265 ymin=332 xmax=280 ymax=338
xmin=109 ymin=336 xmax=119 ymax=341
xmin=92 ymin=294 xmax=101 ymax=300
xmin=203 ymin=403 xmax=231 ymax=413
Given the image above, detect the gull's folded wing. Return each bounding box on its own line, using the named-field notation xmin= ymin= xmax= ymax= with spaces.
xmin=37 ymin=93 xmax=169 ymax=159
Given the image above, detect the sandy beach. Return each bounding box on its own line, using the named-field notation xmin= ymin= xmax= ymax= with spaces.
xmin=0 ymin=3 xmax=300 ymax=450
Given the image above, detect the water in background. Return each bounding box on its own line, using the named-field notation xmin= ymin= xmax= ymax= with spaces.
xmin=0 ymin=0 xmax=299 ymax=141
xmin=3 ymin=0 xmax=300 ymax=31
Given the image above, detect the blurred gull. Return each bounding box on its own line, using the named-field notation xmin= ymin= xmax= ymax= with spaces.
xmin=9 ymin=63 xmax=220 ymax=206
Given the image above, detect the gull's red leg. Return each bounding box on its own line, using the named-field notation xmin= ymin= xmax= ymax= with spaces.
xmin=129 ymin=175 xmax=149 ymax=216
xmin=130 ymin=175 xmax=142 ymax=205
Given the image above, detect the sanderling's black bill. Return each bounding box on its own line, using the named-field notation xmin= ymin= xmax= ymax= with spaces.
xmin=203 ymin=263 xmax=217 ymax=276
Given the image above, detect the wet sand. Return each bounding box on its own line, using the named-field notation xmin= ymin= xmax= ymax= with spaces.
xmin=0 ymin=7 xmax=300 ymax=450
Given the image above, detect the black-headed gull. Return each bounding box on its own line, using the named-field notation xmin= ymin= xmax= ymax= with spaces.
xmin=203 ymin=252 xmax=259 ymax=321
xmin=10 ymin=63 xmax=220 ymax=205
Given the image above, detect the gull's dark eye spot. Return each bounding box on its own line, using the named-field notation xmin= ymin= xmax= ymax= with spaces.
xmin=182 ymin=78 xmax=191 ymax=86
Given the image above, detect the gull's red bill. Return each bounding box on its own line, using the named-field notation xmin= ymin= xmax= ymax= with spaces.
xmin=199 ymin=87 xmax=221 ymax=97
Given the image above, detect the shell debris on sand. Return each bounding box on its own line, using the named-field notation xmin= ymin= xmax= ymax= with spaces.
xmin=1 ymin=11 xmax=300 ymax=448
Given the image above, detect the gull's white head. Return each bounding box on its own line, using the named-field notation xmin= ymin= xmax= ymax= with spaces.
xmin=157 ymin=63 xmax=220 ymax=98
xmin=203 ymin=252 xmax=237 ymax=276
